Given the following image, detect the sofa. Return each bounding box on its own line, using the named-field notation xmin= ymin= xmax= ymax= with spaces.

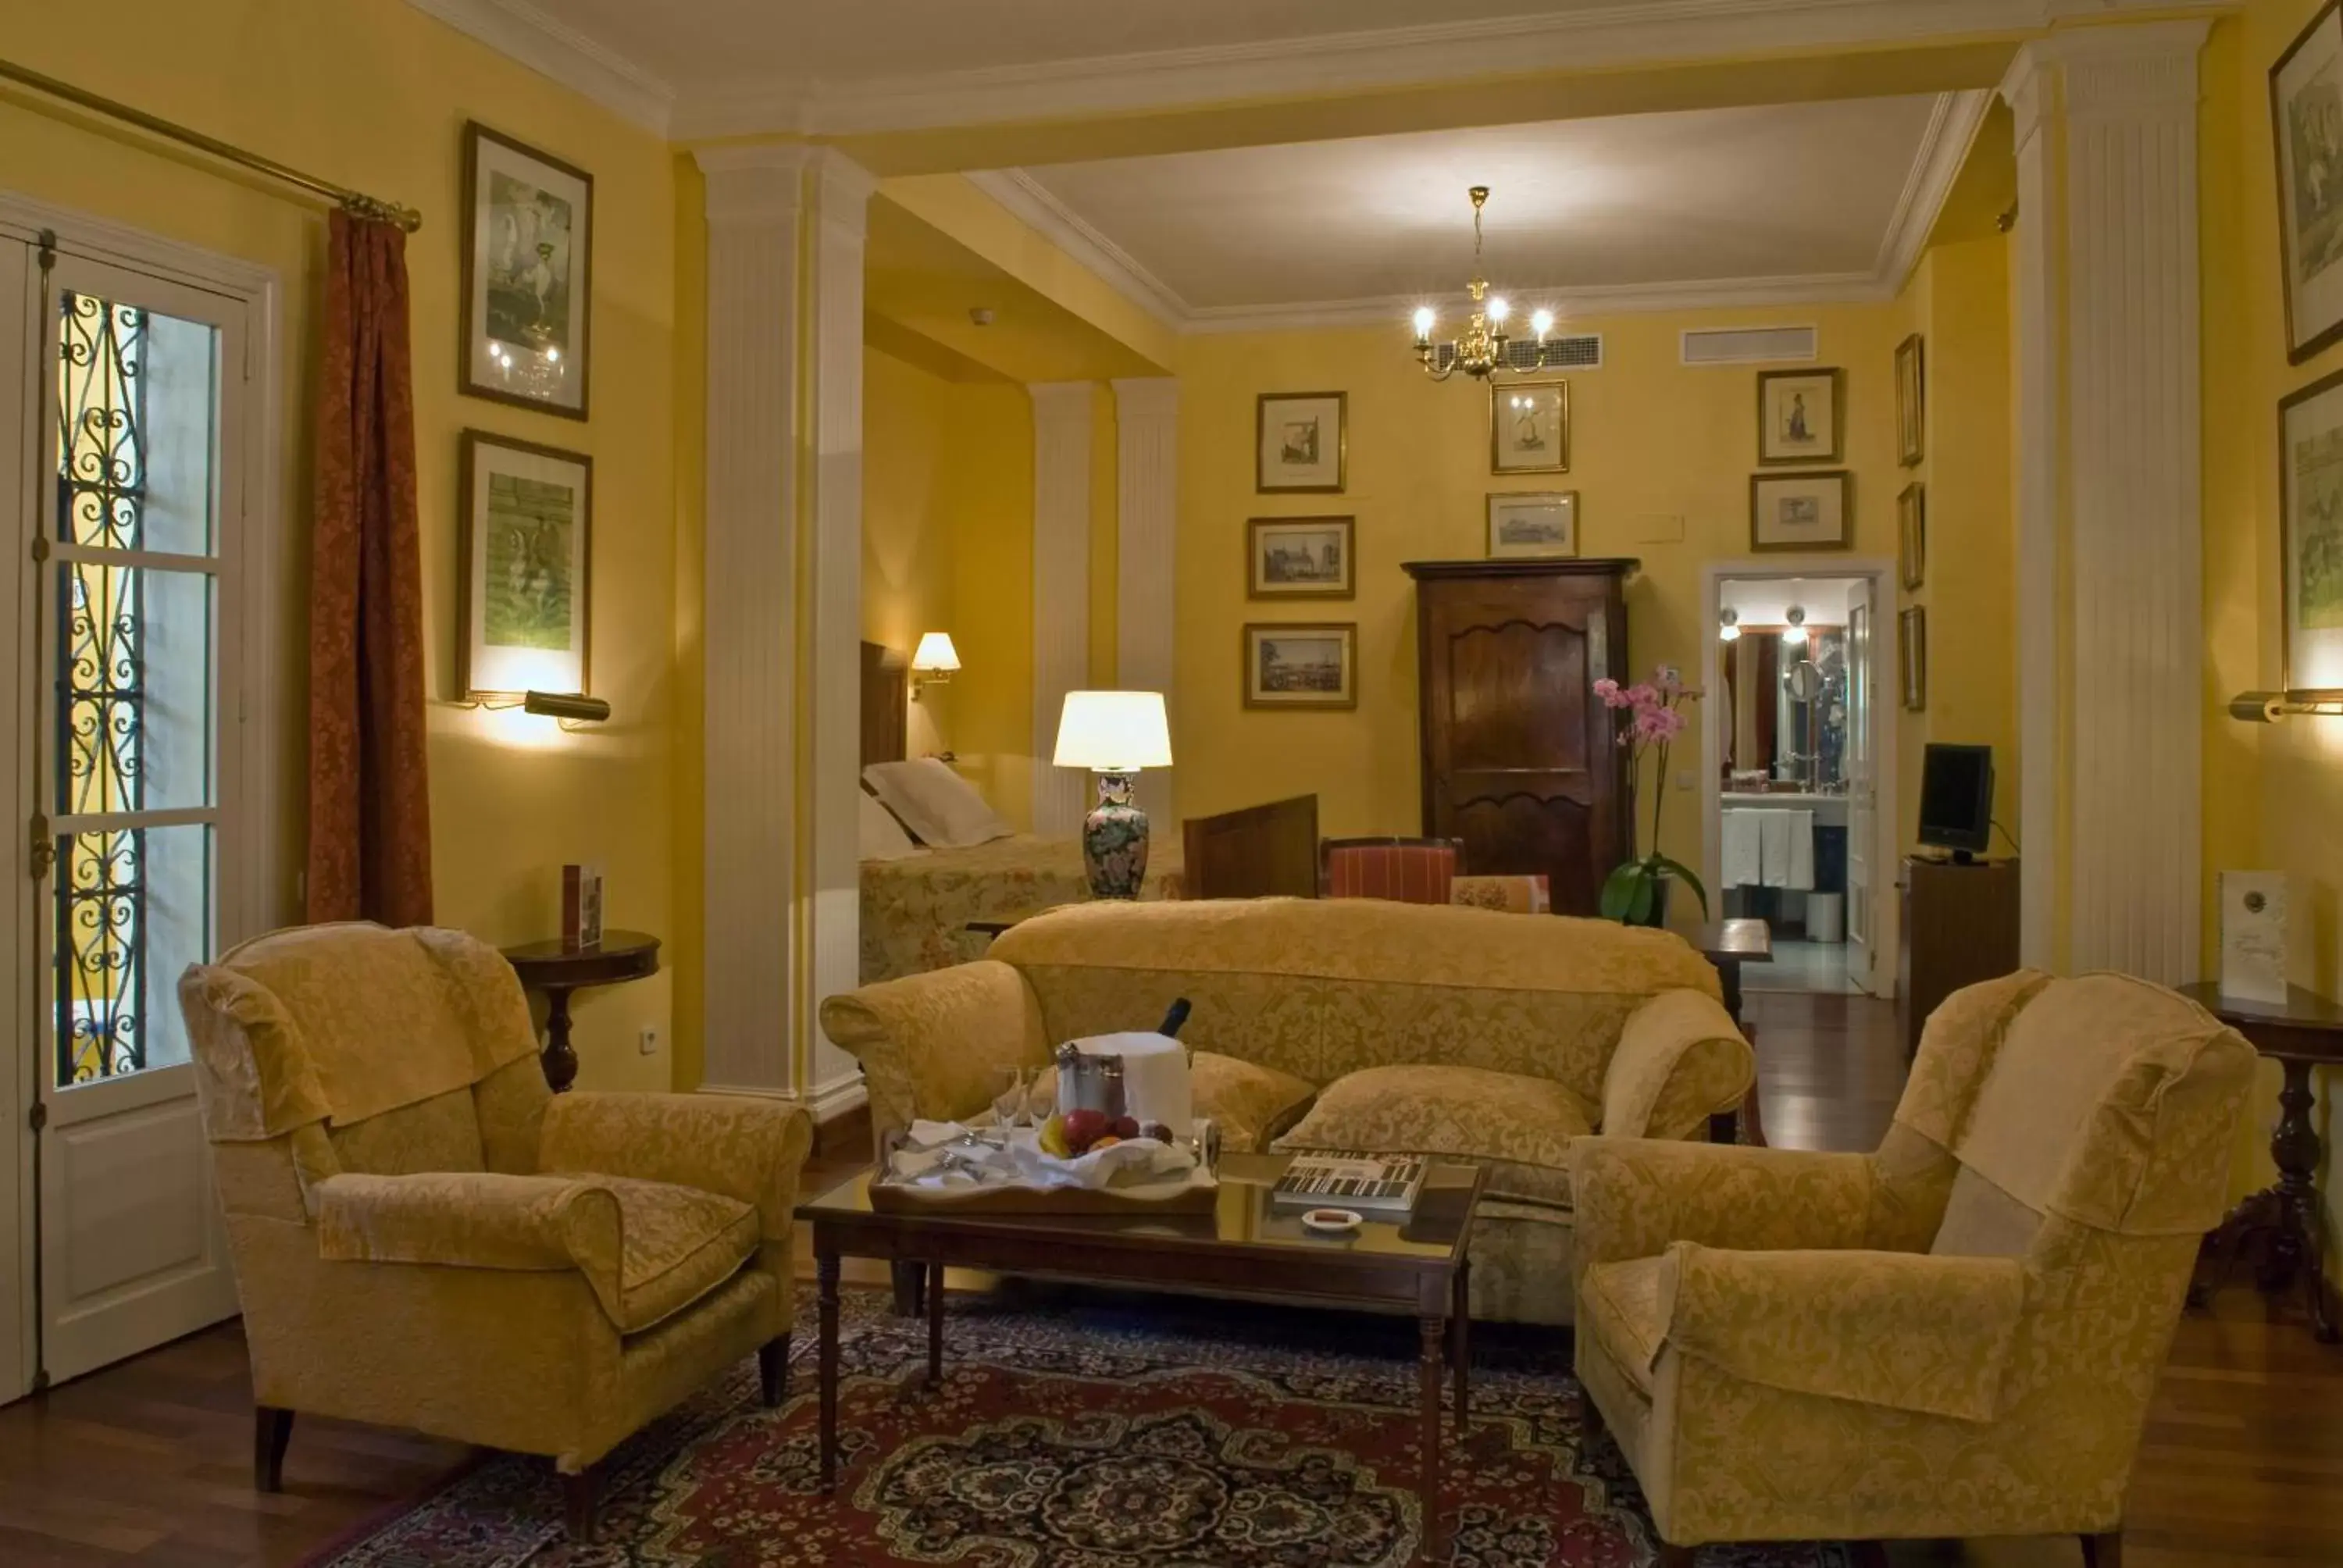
xmin=818 ymin=896 xmax=1753 ymax=1325
xmin=178 ymin=922 xmax=812 ymax=1540
xmin=1568 ymin=970 xmax=2252 ymax=1563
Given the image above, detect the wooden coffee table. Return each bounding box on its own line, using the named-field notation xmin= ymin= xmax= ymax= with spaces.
xmin=797 ymin=1151 xmax=1486 ymax=1565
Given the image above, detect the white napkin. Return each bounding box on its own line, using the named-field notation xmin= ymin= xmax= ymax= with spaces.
xmin=894 ymin=1121 xmax=1204 ymax=1192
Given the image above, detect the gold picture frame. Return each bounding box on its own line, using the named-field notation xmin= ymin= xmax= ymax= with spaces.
xmin=2273 ymin=1 xmax=2343 ymax=365
xmin=1247 ymin=516 xmax=1355 ymax=599
xmin=2279 ymin=364 xmax=2343 ymax=699
xmin=458 ymin=429 xmax=594 ymax=700
xmin=1895 ymin=333 xmax=1925 ymax=466
xmin=1256 ymin=391 xmax=1347 ymax=493
xmin=1485 ymin=491 xmax=1579 ymax=558
xmin=461 ymin=122 xmax=594 ymax=420
xmin=1756 ymin=368 xmax=1844 ymax=465
xmin=1489 ymin=380 xmax=1569 ymax=474
xmin=1242 ymin=622 xmax=1357 ymax=709
xmin=1749 ymin=471 xmax=1853 ymax=553
xmin=1898 ymin=481 xmax=1927 ymax=591
xmin=1900 ymin=605 xmax=1928 ymax=711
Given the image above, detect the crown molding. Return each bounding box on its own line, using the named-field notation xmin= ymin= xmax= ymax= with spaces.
xmin=1181 ymin=272 xmax=1891 ymax=336
xmin=1875 ymin=89 xmax=1994 ymax=290
xmin=405 ymin=0 xmax=675 ymax=135
xmin=962 ymin=171 xmax=1190 ymax=329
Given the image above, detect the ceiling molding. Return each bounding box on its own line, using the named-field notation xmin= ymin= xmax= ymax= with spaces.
xmin=666 ymin=0 xmax=2215 ymax=141
xmin=405 ymin=0 xmax=676 ymax=135
xmin=962 ymin=172 xmax=1191 ymax=329
xmin=1874 ymin=88 xmax=1995 ymax=290
xmin=1181 ymin=273 xmax=1890 ymax=336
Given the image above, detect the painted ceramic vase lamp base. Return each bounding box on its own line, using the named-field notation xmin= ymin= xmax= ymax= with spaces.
xmin=1082 ymin=771 xmax=1149 ymax=898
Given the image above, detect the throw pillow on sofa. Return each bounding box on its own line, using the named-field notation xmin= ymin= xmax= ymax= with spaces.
xmin=1274 ymin=1063 xmax=1592 ymax=1209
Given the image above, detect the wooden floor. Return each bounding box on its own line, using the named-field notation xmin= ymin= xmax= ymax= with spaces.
xmin=2 ymin=992 xmax=2337 ymax=1567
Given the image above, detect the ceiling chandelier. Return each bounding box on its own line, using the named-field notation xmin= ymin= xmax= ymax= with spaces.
xmin=1411 ymin=184 xmax=1560 ymax=382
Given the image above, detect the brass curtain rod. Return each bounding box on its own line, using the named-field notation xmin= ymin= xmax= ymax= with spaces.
xmin=0 ymin=55 xmax=423 ymax=233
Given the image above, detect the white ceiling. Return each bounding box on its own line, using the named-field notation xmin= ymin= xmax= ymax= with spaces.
xmin=1004 ymin=96 xmax=1949 ymax=322
xmin=1721 ymin=577 xmax=1863 ymax=626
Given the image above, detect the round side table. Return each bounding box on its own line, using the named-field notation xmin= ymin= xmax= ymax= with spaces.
xmin=501 ymin=929 xmax=662 ymax=1092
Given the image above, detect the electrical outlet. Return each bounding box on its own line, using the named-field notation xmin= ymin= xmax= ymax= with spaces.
xmin=1658 ymin=664 xmax=1682 ymax=686
xmin=638 ymin=1027 xmax=661 ymax=1057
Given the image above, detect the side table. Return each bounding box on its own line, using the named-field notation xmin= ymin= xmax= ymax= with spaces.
xmin=502 ymin=930 xmax=662 ymax=1092
xmin=2177 ymin=980 xmax=2341 ymax=1342
xmin=1696 ymin=918 xmax=1774 ymax=1147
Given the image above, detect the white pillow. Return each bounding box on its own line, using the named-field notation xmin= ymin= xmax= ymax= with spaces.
xmin=862 ymin=758 xmax=1013 ymax=849
xmin=859 ymin=792 xmax=925 ymax=862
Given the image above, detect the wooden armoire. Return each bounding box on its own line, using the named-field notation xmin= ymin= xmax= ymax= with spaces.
xmin=1403 ymin=558 xmax=1637 ymax=915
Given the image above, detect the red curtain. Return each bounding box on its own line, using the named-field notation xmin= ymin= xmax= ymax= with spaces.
xmin=305 ymin=210 xmax=433 ymax=926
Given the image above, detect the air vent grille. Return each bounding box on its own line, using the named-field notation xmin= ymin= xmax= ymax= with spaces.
xmin=1433 ymin=333 xmax=1602 ymax=374
xmin=1680 ymin=326 xmax=1818 ymax=365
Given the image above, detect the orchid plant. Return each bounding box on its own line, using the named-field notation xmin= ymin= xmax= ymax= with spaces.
xmin=1593 ymin=668 xmax=1708 ymax=926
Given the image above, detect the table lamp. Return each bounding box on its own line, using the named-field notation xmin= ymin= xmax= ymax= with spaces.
xmin=1052 ymin=690 xmax=1173 ymax=898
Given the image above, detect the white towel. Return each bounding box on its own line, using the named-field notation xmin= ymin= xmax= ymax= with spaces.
xmin=1722 ymin=811 xmax=1762 ymax=890
xmin=1758 ymin=810 xmax=1816 ymax=892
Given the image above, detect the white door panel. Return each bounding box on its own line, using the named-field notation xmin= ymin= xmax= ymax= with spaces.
xmin=1846 ymin=580 xmax=1878 ymax=993
xmin=0 ymin=229 xmax=32 ymax=1401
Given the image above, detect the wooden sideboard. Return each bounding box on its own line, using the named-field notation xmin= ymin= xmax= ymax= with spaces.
xmin=1895 ymin=856 xmax=2019 ymax=1056
xmin=1403 ymin=558 xmax=1637 ymax=917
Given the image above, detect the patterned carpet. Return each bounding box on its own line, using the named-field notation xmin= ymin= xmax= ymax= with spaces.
xmin=316 ymin=1287 xmax=1857 ymax=1567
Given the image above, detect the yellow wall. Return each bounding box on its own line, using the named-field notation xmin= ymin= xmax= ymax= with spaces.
xmin=944 ymin=387 xmax=1040 ymax=828
xmin=1172 ymin=303 xmax=1930 ymax=932
xmin=2 ymin=0 xmax=680 ymax=1092
xmin=863 ymin=346 xmax=958 ymax=757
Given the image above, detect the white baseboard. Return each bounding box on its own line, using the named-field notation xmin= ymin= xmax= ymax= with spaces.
xmin=808 ymin=1072 xmax=868 ymax=1124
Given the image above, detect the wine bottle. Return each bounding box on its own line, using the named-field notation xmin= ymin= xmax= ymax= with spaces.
xmin=1156 ymin=996 xmax=1192 ymax=1039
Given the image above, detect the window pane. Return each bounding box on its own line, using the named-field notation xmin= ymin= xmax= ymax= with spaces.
xmin=55 ymin=822 xmax=211 ymax=1088
xmin=56 ymin=292 xmax=218 ymax=557
xmin=55 ymin=564 xmax=213 ymax=814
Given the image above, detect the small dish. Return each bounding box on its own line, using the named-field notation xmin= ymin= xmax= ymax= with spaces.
xmin=1300 ymin=1207 xmax=1364 ymax=1235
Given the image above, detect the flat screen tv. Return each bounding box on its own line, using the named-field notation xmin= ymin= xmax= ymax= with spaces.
xmin=1917 ymin=743 xmax=1994 ymax=861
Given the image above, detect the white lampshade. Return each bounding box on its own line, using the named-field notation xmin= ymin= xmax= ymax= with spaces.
xmin=1053 ymin=690 xmax=1172 ymax=772
xmin=911 ymin=631 xmax=961 ymax=672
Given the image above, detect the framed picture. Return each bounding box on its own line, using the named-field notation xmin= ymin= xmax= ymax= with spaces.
xmin=1756 ymin=368 xmax=1844 ymax=465
xmin=1486 ymin=491 xmax=1579 ymax=558
xmin=2275 ymin=2 xmax=2343 ymax=364
xmin=1895 ymin=333 xmax=1925 ymax=466
xmin=1749 ymin=471 xmax=1852 ymax=552
xmin=1243 ymin=623 xmax=1357 ymax=709
xmin=1899 ymin=605 xmax=1928 ymax=711
xmin=1898 ymin=481 xmax=1927 ymax=590
xmin=1490 ymin=380 xmax=1569 ymax=474
xmin=458 ymin=429 xmax=593 ymax=698
xmin=1247 ymin=516 xmax=1354 ymax=599
xmin=2280 ymin=365 xmax=2343 ymax=697
xmin=462 ymin=122 xmax=594 ymax=419
xmin=1257 ymin=392 xmax=1346 ymax=493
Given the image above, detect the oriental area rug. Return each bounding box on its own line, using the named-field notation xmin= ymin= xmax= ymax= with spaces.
xmin=316 ymin=1288 xmax=1857 ymax=1567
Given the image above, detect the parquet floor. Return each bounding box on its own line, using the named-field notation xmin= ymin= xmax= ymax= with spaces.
xmin=1 ymin=992 xmax=2337 ymax=1566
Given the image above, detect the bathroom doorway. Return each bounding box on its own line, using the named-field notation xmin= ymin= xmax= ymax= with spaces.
xmin=1699 ymin=565 xmax=1899 ymax=998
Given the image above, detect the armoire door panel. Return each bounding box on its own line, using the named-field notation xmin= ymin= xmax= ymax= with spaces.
xmin=1448 ymin=792 xmax=1599 ymax=915
xmin=1435 ymin=620 xmax=1591 ymax=774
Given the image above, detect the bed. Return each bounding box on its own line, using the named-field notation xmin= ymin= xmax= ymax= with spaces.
xmin=857 ymin=641 xmax=1317 ymax=982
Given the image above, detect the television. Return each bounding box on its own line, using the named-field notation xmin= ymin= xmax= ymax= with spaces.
xmin=1917 ymin=743 xmax=1995 ymax=861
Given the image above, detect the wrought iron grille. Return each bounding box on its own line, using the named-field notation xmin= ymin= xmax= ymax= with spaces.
xmin=53 ymin=290 xmax=149 ymax=1085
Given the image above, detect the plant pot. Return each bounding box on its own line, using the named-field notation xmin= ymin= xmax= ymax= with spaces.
xmin=1625 ymin=875 xmax=1672 ymax=929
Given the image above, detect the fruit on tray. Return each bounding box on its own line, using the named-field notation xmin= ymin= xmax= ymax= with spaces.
xmin=1061 ymin=1108 xmax=1111 ymax=1153
xmin=1112 ymin=1114 xmax=1140 ymax=1140
xmin=1091 ymin=1135 xmax=1122 ymax=1151
xmin=1037 ymin=1114 xmax=1071 ymax=1158
xmin=1142 ymin=1121 xmax=1172 ymax=1143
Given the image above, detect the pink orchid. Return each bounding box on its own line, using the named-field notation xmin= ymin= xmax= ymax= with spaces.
xmin=1624 ymin=683 xmax=1660 ymax=711
xmin=1592 ymin=677 xmax=1629 ymax=710
xmin=1634 ymin=706 xmax=1686 ymax=743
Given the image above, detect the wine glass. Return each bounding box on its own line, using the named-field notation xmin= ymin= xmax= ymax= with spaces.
xmin=990 ymin=1067 xmax=1029 ymax=1146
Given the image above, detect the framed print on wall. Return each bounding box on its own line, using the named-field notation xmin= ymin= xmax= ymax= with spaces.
xmin=458 ymin=430 xmax=593 ymax=698
xmin=1895 ymin=333 xmax=1925 ymax=466
xmin=462 ymin=122 xmax=594 ymax=419
xmin=1486 ymin=490 xmax=1579 ymax=558
xmin=1900 ymin=605 xmax=1928 ymax=711
xmin=1899 ymin=481 xmax=1927 ymax=590
xmin=1243 ymin=622 xmax=1357 ymax=709
xmin=2280 ymin=365 xmax=2343 ymax=697
xmin=1749 ymin=470 xmax=1852 ymax=552
xmin=1756 ymin=368 xmax=1844 ymax=465
xmin=1257 ymin=391 xmax=1346 ymax=492
xmin=1248 ymin=516 xmax=1355 ymax=599
xmin=2275 ymin=2 xmax=2343 ymax=364
xmin=1491 ymin=380 xmax=1569 ymax=473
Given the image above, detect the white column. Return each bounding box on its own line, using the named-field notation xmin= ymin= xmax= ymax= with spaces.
xmin=2002 ymin=20 xmax=2206 ymax=981
xmin=1029 ymin=382 xmax=1095 ymax=836
xmin=694 ymin=145 xmax=807 ymax=1096
xmin=1113 ymin=378 xmax=1179 ymax=828
xmin=805 ymin=152 xmax=876 ymax=1115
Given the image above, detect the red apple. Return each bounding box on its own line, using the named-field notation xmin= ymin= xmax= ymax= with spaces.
xmin=1062 ymin=1109 xmax=1110 ymax=1153
xmin=1113 ymin=1115 xmax=1140 ymax=1140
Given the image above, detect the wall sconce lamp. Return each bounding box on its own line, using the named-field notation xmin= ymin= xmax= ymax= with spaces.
xmin=1719 ymin=608 xmax=1742 ymax=643
xmin=1782 ymin=606 xmax=1809 ymax=647
xmin=524 ymin=690 xmax=612 ymax=727
xmin=2230 ymin=690 xmax=2343 ymax=723
xmin=911 ymin=632 xmax=960 ymax=700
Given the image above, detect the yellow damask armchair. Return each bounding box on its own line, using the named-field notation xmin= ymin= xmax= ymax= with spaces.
xmin=177 ymin=922 xmax=811 ymax=1541
xmin=1570 ymin=971 xmax=2252 ymax=1566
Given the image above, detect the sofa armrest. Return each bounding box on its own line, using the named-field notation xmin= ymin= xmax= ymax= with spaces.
xmin=538 ymin=1091 xmax=811 ymax=1244
xmin=314 ymin=1169 xmax=619 ymax=1281
xmin=1659 ymin=1242 xmax=2027 ymax=1422
xmin=1570 ymin=1136 xmax=1878 ymax=1293
xmin=1601 ymin=989 xmax=1755 ymax=1140
xmin=818 ymin=959 xmax=1049 ymax=1147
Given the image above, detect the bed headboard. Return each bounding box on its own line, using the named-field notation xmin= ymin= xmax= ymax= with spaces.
xmin=861 ymin=640 xmax=908 ymax=767
xmin=1181 ymin=794 xmax=1321 ymax=899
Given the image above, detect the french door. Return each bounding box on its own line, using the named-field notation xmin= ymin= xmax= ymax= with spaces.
xmin=1845 ymin=579 xmax=1877 ymax=993
xmin=5 ymin=226 xmax=255 ymax=1389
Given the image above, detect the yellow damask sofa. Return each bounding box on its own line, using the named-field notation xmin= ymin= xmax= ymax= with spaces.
xmin=819 ymin=897 xmax=1753 ymax=1325
xmin=177 ymin=923 xmax=811 ymax=1541
xmin=1569 ymin=971 xmax=2252 ymax=1565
